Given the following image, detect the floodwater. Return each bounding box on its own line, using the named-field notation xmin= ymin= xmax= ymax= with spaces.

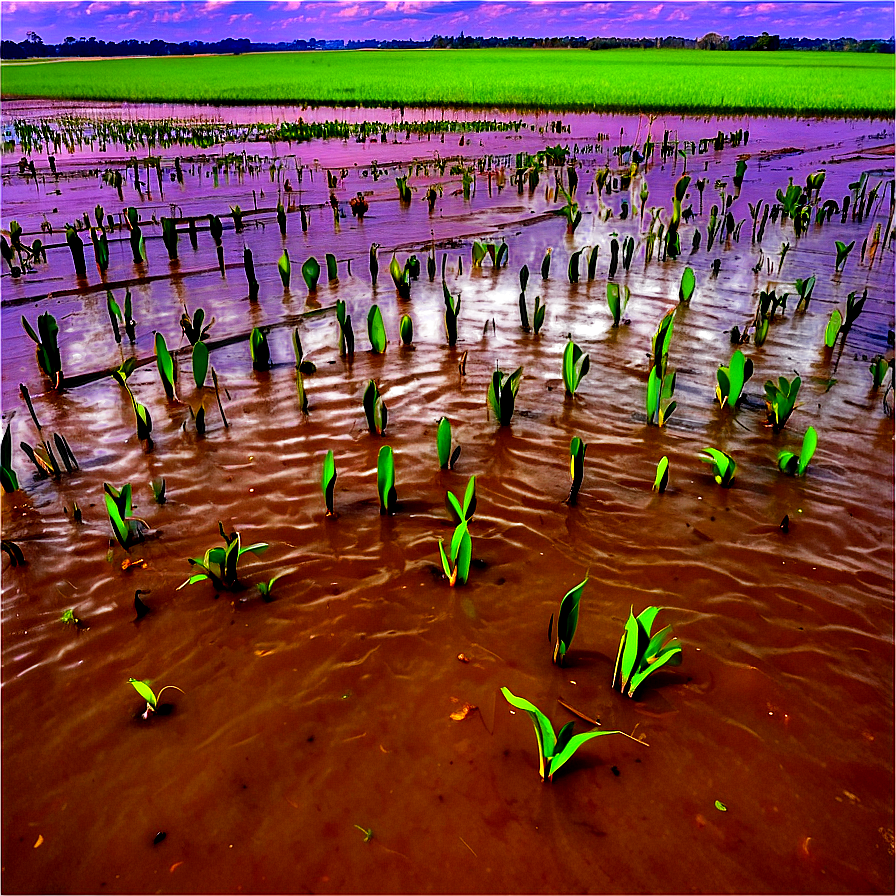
xmin=1 ymin=100 xmax=894 ymax=894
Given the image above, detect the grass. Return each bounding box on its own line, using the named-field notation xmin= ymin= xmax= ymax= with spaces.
xmin=2 ymin=49 xmax=893 ymax=115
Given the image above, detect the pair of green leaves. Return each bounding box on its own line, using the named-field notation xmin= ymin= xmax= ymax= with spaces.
xmin=606 ymin=282 xmax=631 ymax=328
xmin=764 ymin=374 xmax=801 ymax=432
xmin=443 ymin=280 xmax=460 ymax=346
xmin=445 ymin=475 xmax=476 ymax=526
xmin=778 ymin=426 xmax=817 ymax=477
xmin=613 ymin=607 xmax=682 ymax=699
xmin=437 ymin=417 xmax=461 ymax=470
xmin=716 ymin=349 xmax=754 ymax=409
xmin=438 ymin=519 xmax=472 ymax=587
xmin=104 ymin=482 xmax=145 ymax=550
xmin=363 ymin=380 xmax=388 ymax=436
xmin=562 ymin=341 xmax=590 ymax=396
xmin=488 ymin=367 xmax=523 ymax=426
xmin=336 ymin=300 xmax=355 ymax=357
xmin=179 ymin=522 xmax=269 ymax=591
xmin=367 ymin=305 xmax=386 ymax=354
xmin=700 ymin=447 xmax=736 ymax=487
xmin=377 ymin=445 xmax=397 ymax=515
xmin=549 ymin=578 xmax=587 ymax=665
xmin=501 ymin=687 xmax=622 ymax=782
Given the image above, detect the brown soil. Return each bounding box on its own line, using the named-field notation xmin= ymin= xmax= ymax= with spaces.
xmin=2 ymin=101 xmax=894 ymax=895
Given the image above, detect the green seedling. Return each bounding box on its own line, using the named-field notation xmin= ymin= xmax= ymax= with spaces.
xmin=256 ymin=575 xmax=282 ymax=602
xmin=367 ymin=305 xmax=387 ymax=353
xmin=65 ymin=224 xmax=87 ymax=276
xmin=532 ymin=295 xmax=545 ymax=334
xmin=354 ymin=825 xmax=373 ymax=842
xmin=244 ymin=247 xmax=259 ymax=299
xmin=302 ymin=256 xmax=320 ymax=292
xmin=390 ymin=253 xmax=411 ymax=299
xmin=125 ymin=207 xmax=144 ymax=263
xmin=794 ymin=275 xmax=816 ymax=311
xmin=471 ymin=241 xmax=487 ymax=267
xmin=608 ymin=237 xmax=619 ymax=279
xmin=438 ymin=518 xmax=472 ymax=586
xmin=147 ymin=474 xmax=167 ymax=505
xmin=587 ymin=244 xmax=599 ymax=281
xmin=653 ymin=456 xmax=669 ymax=493
xmin=500 ymin=687 xmax=628 ymax=783
xmin=336 ymin=300 xmax=355 ymax=357
xmin=824 ymin=309 xmax=842 ymax=348
xmin=180 ymin=305 xmax=212 ymax=345
xmin=2 ymin=423 xmax=19 ymax=492
xmin=778 ymin=426 xmax=817 ymax=477
xmin=700 ymin=447 xmax=736 ymax=487
xmin=326 ymin=253 xmax=338 ymax=282
xmin=541 ymin=248 xmax=552 ymax=280
xmin=567 ymin=248 xmax=583 ymax=283
xmin=154 ymin=332 xmax=177 ymax=400
xmin=92 ymin=227 xmax=109 ymax=272
xmin=679 ymin=266 xmax=696 ymax=303
xmin=161 ymin=216 xmax=178 ymax=260
xmin=446 ymin=475 xmax=477 ymax=525
xmin=128 ymin=678 xmax=185 ymax=719
xmin=178 ymin=522 xmax=269 ymax=591
xmin=549 ymin=577 xmax=587 ymax=665
xmin=562 ymin=340 xmax=590 ymax=396
xmin=277 ymin=201 xmax=287 ymax=235
xmin=192 ymin=340 xmax=209 ymax=388
xmin=764 ymin=374 xmax=801 ymax=432
xmin=841 ymin=288 xmax=867 ymax=337
xmin=716 ymin=349 xmax=754 ymax=408
xmin=369 ymin=243 xmax=379 ymax=282
xmin=834 ymin=240 xmax=854 ymax=273
xmin=612 ymin=606 xmax=682 ymax=698
xmin=399 ymin=313 xmax=413 ymax=346
xmin=396 ymin=175 xmax=412 ymax=203
xmin=104 ymin=482 xmax=147 ymax=550
xmin=377 ymin=445 xmax=397 ymax=515
xmin=665 ymin=174 xmax=690 ymax=259
xmin=488 ymin=366 xmax=523 ymax=426
xmin=646 ymin=309 xmax=676 ymax=427
xmin=278 ymin=249 xmax=291 ymax=287
xmin=443 ymin=281 xmax=461 ymax=347
xmin=606 ymin=282 xmax=631 ymax=328
xmin=321 ymin=449 xmax=337 ymax=516
xmin=250 ymin=327 xmax=271 ymax=371
xmin=869 ymin=355 xmax=894 ymax=389
xmin=558 ymin=185 xmax=582 ymax=234
xmin=22 ymin=311 xmax=63 ymax=387
xmin=363 ymin=380 xmax=388 ymax=436
xmin=437 ymin=416 xmax=461 ymax=470
xmin=566 ymin=437 xmax=586 ymax=505
xmin=61 ymin=608 xmax=81 ymax=626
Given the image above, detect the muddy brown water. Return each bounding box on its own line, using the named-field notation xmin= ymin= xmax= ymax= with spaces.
xmin=1 ymin=101 xmax=894 ymax=894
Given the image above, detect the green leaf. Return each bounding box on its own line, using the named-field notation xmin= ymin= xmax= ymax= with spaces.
xmin=548 ymin=730 xmax=619 ymax=781
xmin=653 ymin=456 xmax=669 ymax=493
xmin=715 ymin=800 xmax=727 ymax=812
xmin=377 ymin=445 xmax=395 ymax=515
xmin=453 ymin=524 xmax=472 ymax=585
xmin=797 ymin=426 xmax=817 ymax=476
xmin=192 ymin=340 xmax=209 ymax=389
xmin=128 ymin=678 xmax=157 ymax=708
xmin=619 ymin=609 xmax=642 ymax=692
xmin=679 ymin=266 xmax=696 ymax=303
xmin=367 ymin=304 xmax=387 ymax=354
xmin=326 ymin=253 xmax=338 ymax=282
xmin=154 ymin=332 xmax=176 ymax=400
xmin=436 ymin=417 xmax=451 ymax=469
xmin=554 ymin=578 xmax=587 ymax=664
xmin=500 ymin=687 xmax=556 ymax=780
xmin=301 ymin=256 xmax=320 ymax=291
xmin=277 ymin=249 xmax=291 ymax=287
xmin=399 ymin=313 xmax=413 ymax=346
xmin=824 ymin=309 xmax=842 ymax=348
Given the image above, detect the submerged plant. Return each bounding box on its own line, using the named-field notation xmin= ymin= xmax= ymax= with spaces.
xmin=154 ymin=332 xmax=177 ymax=400
xmin=250 ymin=327 xmax=271 ymax=371
xmin=566 ymin=437 xmax=586 ymax=505
xmin=834 ymin=239 xmax=854 ymax=273
xmin=778 ymin=426 xmax=817 ymax=477
xmin=150 ymin=476 xmax=167 ymax=504
xmin=377 ymin=445 xmax=397 ymax=515
xmin=487 ymin=366 xmax=523 ymax=426
xmin=302 ymin=256 xmax=320 ymax=292
xmin=606 ymin=282 xmax=631 ymax=328
xmin=646 ymin=309 xmax=676 ymax=426
xmin=336 ymin=299 xmax=355 ymax=357
xmin=321 ymin=449 xmax=337 ymax=516
xmin=445 ymin=475 xmax=477 ymax=525
xmin=562 ymin=340 xmax=590 ymax=397
xmin=367 ymin=305 xmax=387 ymax=354
xmin=679 ymin=266 xmax=696 ymax=304
xmin=178 ymin=522 xmax=269 ymax=591
xmin=500 ymin=687 xmax=627 ymax=783
xmin=700 ymin=447 xmax=736 ymax=487
xmin=399 ymin=313 xmax=413 ymax=346
xmin=549 ymin=577 xmax=587 ymax=665
xmin=443 ymin=281 xmax=461 ymax=347
xmin=1 ymin=423 xmax=19 ymax=492
xmin=22 ymin=312 xmax=63 ymax=388
xmin=277 ymin=249 xmax=291 ymax=287
xmin=612 ymin=607 xmax=682 ymax=698
xmin=869 ymin=355 xmax=894 ymax=389
xmin=764 ymin=374 xmax=801 ymax=432
xmin=128 ymin=678 xmax=185 ymax=720
xmin=363 ymin=380 xmax=388 ymax=436
xmin=104 ymin=482 xmax=147 ymax=550
xmin=653 ymin=456 xmax=669 ymax=493
xmin=438 ymin=519 xmax=472 ymax=586
xmin=437 ymin=416 xmax=461 ymax=470
xmin=716 ymin=349 xmax=754 ymax=409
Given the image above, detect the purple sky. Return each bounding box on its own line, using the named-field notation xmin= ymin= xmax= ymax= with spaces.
xmin=1 ymin=1 xmax=893 ymax=44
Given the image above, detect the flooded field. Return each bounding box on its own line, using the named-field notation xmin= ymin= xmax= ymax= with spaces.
xmin=1 ymin=99 xmax=894 ymax=894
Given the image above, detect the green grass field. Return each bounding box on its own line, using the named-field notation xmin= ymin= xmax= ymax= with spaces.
xmin=2 ymin=49 xmax=893 ymax=115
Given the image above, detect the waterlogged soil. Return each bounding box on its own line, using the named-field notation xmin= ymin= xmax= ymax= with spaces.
xmin=1 ymin=100 xmax=894 ymax=895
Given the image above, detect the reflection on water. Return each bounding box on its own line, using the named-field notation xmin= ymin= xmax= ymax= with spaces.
xmin=1 ymin=100 xmax=894 ymax=894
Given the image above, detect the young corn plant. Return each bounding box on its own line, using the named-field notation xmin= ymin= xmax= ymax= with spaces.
xmin=488 ymin=366 xmax=523 ymax=426
xmin=612 ymin=607 xmax=682 ymax=698
xmin=562 ymin=340 xmax=590 ymax=396
xmin=794 ymin=275 xmax=816 ymax=311
xmin=500 ymin=688 xmax=628 ymax=783
xmin=151 ymin=477 xmax=167 ymax=504
xmin=445 ymin=475 xmax=477 ymax=525
xmin=367 ymin=305 xmax=387 ymax=354
xmin=437 ymin=417 xmax=461 ymax=470
xmin=390 ymin=253 xmax=411 ymax=299
xmin=399 ymin=314 xmax=413 ymax=346
xmin=653 ymin=456 xmax=669 ymax=493
xmin=869 ymin=356 xmax=894 ymax=389
xmin=104 ymin=482 xmax=147 ymax=550
xmin=321 ymin=449 xmax=337 ymax=516
xmin=2 ymin=423 xmax=19 ymax=492
xmin=834 ymin=240 xmax=854 ymax=273
xmin=549 ymin=577 xmax=587 ymax=665
xmin=646 ymin=309 xmax=676 ymax=426
xmin=443 ymin=281 xmax=461 ymax=347
xmin=557 ymin=185 xmax=582 ymax=234
xmin=154 ymin=332 xmax=177 ymax=400
xmin=606 ymin=282 xmax=631 ymax=328
xmin=363 ymin=380 xmax=388 ymax=436
xmin=336 ymin=300 xmax=355 ymax=358
xmin=377 ymin=445 xmax=397 ymax=515
xmin=192 ymin=340 xmax=209 ymax=388
xmin=778 ymin=426 xmax=817 ymax=477
xmin=764 ymin=375 xmax=801 ymax=432
xmin=22 ymin=312 xmax=63 ymax=388
xmin=178 ymin=522 xmax=269 ymax=591
xmin=700 ymin=447 xmax=736 ymax=487
xmin=716 ymin=349 xmax=754 ymax=409
xmin=326 ymin=253 xmax=338 ymax=282
xmin=438 ymin=519 xmax=472 ymax=586
xmin=128 ymin=678 xmax=185 ymax=720
xmin=161 ymin=217 xmax=178 ymax=260
xmin=679 ymin=266 xmax=696 ymax=303
xmin=250 ymin=328 xmax=271 ymax=371
xmin=566 ymin=437 xmax=586 ymax=505
xmin=180 ymin=305 xmax=213 ymax=345
xmin=277 ymin=249 xmax=291 ymax=287
xmin=302 ymin=256 xmax=320 ymax=292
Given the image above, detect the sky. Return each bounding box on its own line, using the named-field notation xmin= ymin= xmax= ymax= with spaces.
xmin=0 ymin=0 xmax=893 ymax=45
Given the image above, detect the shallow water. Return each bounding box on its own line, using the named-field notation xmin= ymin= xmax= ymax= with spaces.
xmin=1 ymin=101 xmax=894 ymax=894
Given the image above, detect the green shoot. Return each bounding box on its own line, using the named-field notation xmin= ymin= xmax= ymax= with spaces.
xmin=487 ymin=366 xmax=523 ymax=426
xmin=128 ymin=678 xmax=185 ymax=719
xmin=180 ymin=304 xmax=213 ymax=345
xmin=541 ymin=248 xmax=551 ymax=280
xmin=154 ymin=332 xmax=177 ymax=400
xmin=363 ymin=380 xmax=388 ymax=436
xmin=256 ymin=575 xmax=282 ymax=602
xmin=646 ymin=309 xmax=677 ymax=427
xmin=369 ymin=243 xmax=379 ymax=283
xmin=501 ymin=687 xmax=629 ymax=782
xmin=438 ymin=519 xmax=472 ymax=586
xmin=1 ymin=423 xmax=19 ymax=492
xmin=653 ymin=456 xmax=669 ymax=493
xmin=192 ymin=340 xmax=209 ymax=388
xmin=178 ymin=522 xmax=269 ymax=591
xmin=794 ymin=275 xmax=816 ymax=311
xmin=377 ymin=445 xmax=397 ymax=515
xmin=716 ymin=349 xmax=754 ymax=408
xmin=390 ymin=253 xmax=411 ymax=299
xmin=437 ymin=416 xmax=461 ymax=470
xmin=778 ymin=426 xmax=817 ymax=477
xmin=612 ymin=607 xmax=682 ymax=698
xmin=606 ymin=282 xmax=631 ymax=328
xmin=834 ymin=239 xmax=854 ymax=273
xmin=549 ymin=577 xmax=587 ymax=666
xmin=326 ymin=253 xmax=338 ymax=282
xmin=367 ymin=305 xmax=387 ymax=354
xmin=679 ymin=266 xmax=696 ymax=303
xmin=533 ymin=295 xmax=545 ymax=334
xmin=700 ymin=448 xmax=736 ymax=487
xmin=250 ymin=327 xmax=271 ymax=371
xmin=104 ymin=482 xmax=147 ymax=550
xmin=443 ymin=280 xmax=461 ymax=346
xmin=446 ymin=475 xmax=477 ymax=525
xmin=354 ymin=826 xmax=374 ymax=843
xmin=22 ymin=311 xmax=63 ymax=388
xmin=824 ymin=309 xmax=842 ymax=348
xmin=399 ymin=313 xmax=413 ymax=346
xmin=278 ymin=249 xmax=291 ymax=287
xmin=562 ymin=340 xmax=590 ymax=396
xmin=869 ymin=355 xmax=894 ymax=389
xmin=566 ymin=437 xmax=586 ymax=505
xmin=61 ymin=608 xmax=81 ymax=626
xmin=150 ymin=476 xmax=167 ymax=504
xmin=321 ymin=449 xmax=337 ymax=517
xmin=302 ymin=256 xmax=320 ymax=291
xmin=336 ymin=300 xmax=355 ymax=357
xmin=764 ymin=374 xmax=801 ymax=432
